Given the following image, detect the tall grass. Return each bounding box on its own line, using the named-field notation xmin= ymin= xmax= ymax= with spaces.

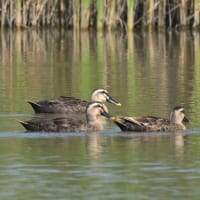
xmin=0 ymin=0 xmax=199 ymax=31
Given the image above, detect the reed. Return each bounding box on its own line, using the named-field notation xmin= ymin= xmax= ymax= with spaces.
xmin=0 ymin=0 xmax=199 ymax=31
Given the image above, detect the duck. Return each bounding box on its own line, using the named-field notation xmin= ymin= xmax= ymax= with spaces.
xmin=20 ymin=102 xmax=112 ymax=132
xmin=27 ymin=89 xmax=121 ymax=114
xmin=110 ymin=106 xmax=189 ymax=132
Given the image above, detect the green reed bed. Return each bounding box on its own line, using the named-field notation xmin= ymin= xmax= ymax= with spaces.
xmin=0 ymin=0 xmax=200 ymax=31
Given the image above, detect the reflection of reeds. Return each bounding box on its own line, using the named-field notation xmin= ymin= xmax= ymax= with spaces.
xmin=0 ymin=0 xmax=199 ymax=30
xmin=132 ymin=31 xmax=195 ymax=115
xmin=0 ymin=30 xmax=199 ymax=116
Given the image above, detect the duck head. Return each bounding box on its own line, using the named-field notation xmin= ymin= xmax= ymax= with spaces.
xmin=86 ymin=102 xmax=113 ymax=131
xmin=91 ymin=89 xmax=121 ymax=106
xmin=86 ymin=102 xmax=112 ymax=122
xmin=170 ymin=106 xmax=189 ymax=124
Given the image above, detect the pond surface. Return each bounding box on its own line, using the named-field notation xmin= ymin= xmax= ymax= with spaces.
xmin=0 ymin=30 xmax=200 ymax=199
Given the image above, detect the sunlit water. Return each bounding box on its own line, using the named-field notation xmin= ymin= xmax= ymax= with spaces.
xmin=0 ymin=30 xmax=200 ymax=199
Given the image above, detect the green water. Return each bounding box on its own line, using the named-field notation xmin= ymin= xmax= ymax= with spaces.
xmin=0 ymin=30 xmax=200 ymax=199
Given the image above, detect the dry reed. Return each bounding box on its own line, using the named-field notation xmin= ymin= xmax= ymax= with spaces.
xmin=0 ymin=0 xmax=199 ymax=31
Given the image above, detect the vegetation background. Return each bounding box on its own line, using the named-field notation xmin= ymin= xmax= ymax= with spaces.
xmin=0 ymin=0 xmax=200 ymax=31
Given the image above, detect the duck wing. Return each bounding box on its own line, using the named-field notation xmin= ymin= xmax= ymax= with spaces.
xmin=112 ymin=116 xmax=146 ymax=131
xmin=112 ymin=116 xmax=170 ymax=132
xmin=20 ymin=117 xmax=86 ymax=132
xmin=140 ymin=117 xmax=170 ymax=132
xmin=28 ymin=96 xmax=88 ymax=114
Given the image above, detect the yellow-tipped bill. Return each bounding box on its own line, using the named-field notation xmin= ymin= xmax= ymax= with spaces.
xmin=110 ymin=116 xmax=124 ymax=123
xmin=106 ymin=94 xmax=122 ymax=107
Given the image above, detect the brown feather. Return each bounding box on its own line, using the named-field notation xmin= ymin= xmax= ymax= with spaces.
xmin=112 ymin=107 xmax=188 ymax=132
xmin=27 ymin=89 xmax=121 ymax=114
xmin=21 ymin=102 xmax=109 ymax=132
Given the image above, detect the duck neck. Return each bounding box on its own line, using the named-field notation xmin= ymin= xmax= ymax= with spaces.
xmin=87 ymin=115 xmax=105 ymax=131
xmin=170 ymin=112 xmax=185 ymax=129
xmin=170 ymin=112 xmax=180 ymax=124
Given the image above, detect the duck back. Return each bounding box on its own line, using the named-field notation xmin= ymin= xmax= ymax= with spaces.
xmin=28 ymin=97 xmax=88 ymax=114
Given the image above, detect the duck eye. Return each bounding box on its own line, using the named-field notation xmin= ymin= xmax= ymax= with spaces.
xmin=96 ymin=104 xmax=102 ymax=108
xmin=102 ymin=92 xmax=108 ymax=98
xmin=101 ymin=90 xmax=107 ymax=95
xmin=99 ymin=105 xmax=104 ymax=110
xmin=100 ymin=105 xmax=103 ymax=109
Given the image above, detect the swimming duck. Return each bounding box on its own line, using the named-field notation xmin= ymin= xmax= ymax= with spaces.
xmin=110 ymin=106 xmax=189 ymax=132
xmin=20 ymin=102 xmax=111 ymax=132
xmin=27 ymin=89 xmax=121 ymax=114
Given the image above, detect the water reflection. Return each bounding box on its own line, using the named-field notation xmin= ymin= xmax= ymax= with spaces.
xmin=172 ymin=133 xmax=185 ymax=158
xmin=0 ymin=30 xmax=200 ymax=129
xmin=0 ymin=130 xmax=200 ymax=199
xmin=1 ymin=30 xmax=200 ymax=200
xmin=85 ymin=133 xmax=104 ymax=158
xmin=133 ymin=31 xmax=195 ymax=116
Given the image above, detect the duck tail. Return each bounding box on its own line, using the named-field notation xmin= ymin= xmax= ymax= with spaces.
xmin=110 ymin=116 xmax=129 ymax=131
xmin=27 ymin=101 xmax=41 ymax=113
xmin=19 ymin=120 xmax=36 ymax=132
xmin=114 ymin=121 xmax=128 ymax=131
xmin=110 ymin=116 xmax=143 ymax=132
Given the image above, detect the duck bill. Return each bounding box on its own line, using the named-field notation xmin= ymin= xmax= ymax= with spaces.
xmin=110 ymin=116 xmax=124 ymax=123
xmin=101 ymin=111 xmax=112 ymax=119
xmin=183 ymin=116 xmax=189 ymax=123
xmin=107 ymin=95 xmax=122 ymax=106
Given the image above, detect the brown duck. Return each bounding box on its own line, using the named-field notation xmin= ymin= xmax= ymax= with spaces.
xmin=27 ymin=89 xmax=121 ymax=114
xmin=20 ymin=102 xmax=111 ymax=132
xmin=110 ymin=106 xmax=189 ymax=132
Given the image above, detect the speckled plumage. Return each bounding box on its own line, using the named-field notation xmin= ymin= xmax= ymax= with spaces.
xmin=28 ymin=89 xmax=121 ymax=114
xmin=28 ymin=96 xmax=88 ymax=114
xmin=20 ymin=117 xmax=86 ymax=132
xmin=20 ymin=102 xmax=111 ymax=132
xmin=111 ymin=106 xmax=189 ymax=132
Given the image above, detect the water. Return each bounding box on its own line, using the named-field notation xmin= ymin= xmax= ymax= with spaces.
xmin=0 ymin=30 xmax=200 ymax=199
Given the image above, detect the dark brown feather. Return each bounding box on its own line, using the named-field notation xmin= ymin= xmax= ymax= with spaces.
xmin=21 ymin=102 xmax=109 ymax=132
xmin=28 ymin=97 xmax=88 ymax=114
xmin=20 ymin=117 xmax=86 ymax=132
xmin=113 ymin=116 xmax=185 ymax=132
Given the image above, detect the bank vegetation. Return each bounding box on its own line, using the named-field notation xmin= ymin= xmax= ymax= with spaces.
xmin=0 ymin=0 xmax=200 ymax=31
